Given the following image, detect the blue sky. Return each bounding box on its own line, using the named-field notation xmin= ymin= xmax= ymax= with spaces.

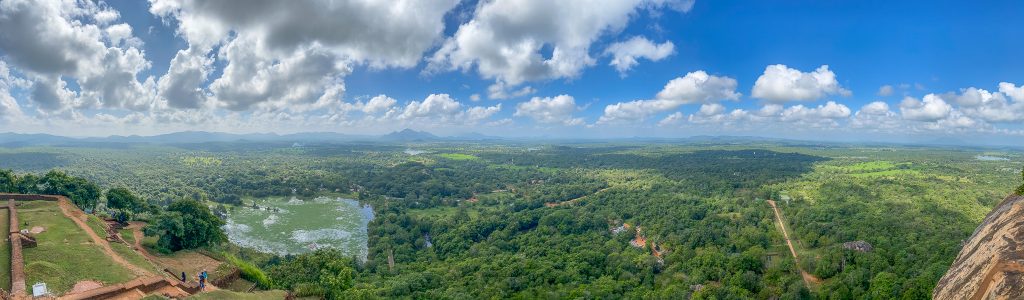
xmin=0 ymin=0 xmax=1022 ymax=142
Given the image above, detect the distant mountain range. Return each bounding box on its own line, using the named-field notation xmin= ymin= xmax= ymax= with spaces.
xmin=0 ymin=129 xmax=504 ymax=147
xmin=0 ymin=130 xmax=1020 ymax=148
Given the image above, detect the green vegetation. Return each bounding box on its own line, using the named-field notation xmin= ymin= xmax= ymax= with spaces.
xmin=145 ymin=199 xmax=226 ymax=252
xmin=1017 ymin=168 xmax=1024 ymax=195
xmin=0 ymin=142 xmax=1020 ymax=299
xmin=436 ymin=153 xmax=479 ymax=161
xmin=223 ymin=253 xmax=272 ymax=289
xmin=19 ymin=200 xmax=134 ymax=294
xmin=185 ymin=289 xmax=289 ymax=300
xmin=267 ymin=249 xmax=355 ymax=299
xmin=0 ymin=208 xmax=9 ymax=290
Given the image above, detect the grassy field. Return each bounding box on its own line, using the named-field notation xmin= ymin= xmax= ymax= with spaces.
xmin=0 ymin=208 xmax=9 ymax=291
xmin=85 ymin=215 xmax=109 ymax=239
xmin=18 ymin=200 xmax=135 ymax=295
xmin=185 ymin=289 xmax=288 ymax=299
xmin=110 ymin=240 xmax=161 ymax=275
xmin=437 ymin=153 xmax=479 ymax=160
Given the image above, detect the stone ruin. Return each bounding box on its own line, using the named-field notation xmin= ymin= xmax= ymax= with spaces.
xmin=842 ymin=240 xmax=873 ymax=252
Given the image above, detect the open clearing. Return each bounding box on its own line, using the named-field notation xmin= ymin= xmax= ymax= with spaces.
xmin=19 ymin=200 xmax=136 ymax=294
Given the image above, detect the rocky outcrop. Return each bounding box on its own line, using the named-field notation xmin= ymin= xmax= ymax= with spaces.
xmin=933 ymin=194 xmax=1024 ymax=300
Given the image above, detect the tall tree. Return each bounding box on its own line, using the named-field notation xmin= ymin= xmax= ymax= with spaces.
xmin=145 ymin=199 xmax=226 ymax=252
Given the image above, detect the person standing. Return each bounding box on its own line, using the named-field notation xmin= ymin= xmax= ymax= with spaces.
xmin=198 ymin=271 xmax=205 ymax=290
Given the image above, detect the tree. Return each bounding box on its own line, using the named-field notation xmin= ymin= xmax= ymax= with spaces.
xmin=0 ymin=169 xmax=15 ymax=193
xmin=268 ymin=249 xmax=356 ymax=299
xmin=106 ymin=187 xmax=147 ymax=213
xmin=40 ymin=170 xmax=100 ymax=211
xmin=145 ymin=199 xmax=226 ymax=252
xmin=868 ymin=272 xmax=898 ymax=300
xmin=1017 ymin=168 xmax=1024 ymax=195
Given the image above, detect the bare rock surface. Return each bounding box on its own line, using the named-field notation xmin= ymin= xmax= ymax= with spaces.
xmin=934 ymin=194 xmax=1024 ymax=300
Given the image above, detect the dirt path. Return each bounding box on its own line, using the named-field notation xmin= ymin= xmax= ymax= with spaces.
xmin=126 ymin=222 xmax=220 ymax=292
xmin=56 ymin=198 xmax=153 ymax=277
xmin=766 ymin=200 xmax=821 ymax=289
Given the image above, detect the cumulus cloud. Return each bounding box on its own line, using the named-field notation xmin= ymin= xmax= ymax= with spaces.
xmin=515 ymin=95 xmax=583 ymax=125
xmin=949 ymin=87 xmax=1024 ymax=123
xmin=598 ymin=70 xmax=739 ymax=123
xmin=393 ymin=94 xmax=501 ymax=125
xmin=751 ymin=65 xmax=850 ymax=102
xmin=428 ymin=0 xmax=687 ymax=85
xmin=604 ymin=36 xmax=674 ymax=75
xmin=779 ymin=101 xmax=851 ymax=126
xmin=0 ymin=61 xmax=27 ymax=121
xmin=999 ymin=82 xmax=1024 ymax=102
xmin=851 ymin=101 xmax=900 ymax=130
xmin=899 ymin=94 xmax=953 ymax=122
xmin=150 ymin=0 xmax=459 ymax=112
xmin=158 ymin=48 xmax=212 ymax=109
xmin=0 ymin=0 xmax=155 ymax=111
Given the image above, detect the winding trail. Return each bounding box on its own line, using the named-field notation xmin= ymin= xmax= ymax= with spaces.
xmin=56 ymin=197 xmax=153 ymax=277
xmin=766 ymin=200 xmax=821 ymax=289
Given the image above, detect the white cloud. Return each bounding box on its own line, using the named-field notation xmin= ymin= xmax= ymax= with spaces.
xmin=158 ymin=48 xmax=212 ymax=109
xmin=656 ymin=71 xmax=741 ymax=103
xmin=488 ymin=81 xmax=536 ymax=100
xmin=515 ymin=95 xmax=583 ymax=125
xmin=604 ymin=36 xmax=674 ymax=75
xmin=950 ymin=87 xmax=1024 ymax=123
xmin=751 ymin=64 xmax=850 ymax=102
xmin=399 ymin=94 xmax=463 ymax=120
xmin=150 ymin=0 xmax=460 ymax=112
xmin=779 ymin=101 xmax=851 ymax=124
xmin=851 ymin=101 xmax=901 ymax=130
xmin=208 ymin=34 xmax=351 ymax=112
xmin=0 ymin=0 xmax=155 ymax=111
xmin=362 ymin=95 xmax=398 ymax=116
xmin=598 ymin=70 xmax=739 ymax=123
xmin=900 ymin=94 xmax=952 ymax=121
xmin=394 ymin=94 xmax=501 ymax=125
xmin=428 ymin=0 xmax=687 ymax=85
xmin=877 ymin=85 xmax=894 ymax=96
xmin=657 ymin=111 xmax=683 ymax=126
xmin=465 ymin=104 xmax=502 ymax=123
xmin=999 ymin=82 xmax=1024 ymax=102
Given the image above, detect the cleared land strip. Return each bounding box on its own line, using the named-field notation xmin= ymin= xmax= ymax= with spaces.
xmin=56 ymin=197 xmax=153 ymax=277
xmin=766 ymin=200 xmax=821 ymax=289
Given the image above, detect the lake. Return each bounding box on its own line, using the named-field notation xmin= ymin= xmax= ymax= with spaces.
xmin=976 ymin=155 xmax=1010 ymax=161
xmin=223 ymin=196 xmax=374 ymax=259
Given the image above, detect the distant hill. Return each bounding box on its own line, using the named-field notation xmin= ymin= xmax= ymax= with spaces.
xmin=381 ymin=129 xmax=440 ymax=141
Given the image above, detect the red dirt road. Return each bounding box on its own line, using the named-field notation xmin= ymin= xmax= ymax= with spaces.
xmin=766 ymin=200 xmax=821 ymax=289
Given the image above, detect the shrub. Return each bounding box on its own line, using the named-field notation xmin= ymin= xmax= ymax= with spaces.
xmin=223 ymin=253 xmax=272 ymax=289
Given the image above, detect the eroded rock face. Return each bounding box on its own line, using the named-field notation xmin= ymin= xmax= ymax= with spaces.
xmin=934 ymin=194 xmax=1024 ymax=300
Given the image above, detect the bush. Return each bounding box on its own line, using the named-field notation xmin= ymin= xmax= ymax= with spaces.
xmin=223 ymin=253 xmax=272 ymax=288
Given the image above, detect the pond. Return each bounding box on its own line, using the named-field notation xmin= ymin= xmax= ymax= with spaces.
xmin=223 ymin=196 xmax=374 ymax=259
xmin=976 ymin=155 xmax=1010 ymax=161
